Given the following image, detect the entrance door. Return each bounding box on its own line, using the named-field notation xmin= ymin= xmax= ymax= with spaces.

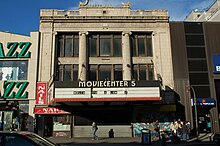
xmin=44 ymin=116 xmax=53 ymax=137
xmin=20 ymin=113 xmax=28 ymax=131
xmin=198 ymin=113 xmax=211 ymax=133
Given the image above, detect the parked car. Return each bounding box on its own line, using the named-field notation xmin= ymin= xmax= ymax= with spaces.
xmin=213 ymin=132 xmax=220 ymax=145
xmin=0 ymin=131 xmax=61 ymax=146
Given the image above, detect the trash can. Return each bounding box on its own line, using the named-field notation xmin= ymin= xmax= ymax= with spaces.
xmin=141 ymin=129 xmax=151 ymax=145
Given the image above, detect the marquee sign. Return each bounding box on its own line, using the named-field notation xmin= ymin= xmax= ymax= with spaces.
xmin=0 ymin=42 xmax=31 ymax=58
xmin=213 ymin=54 xmax=220 ymax=74
xmin=55 ymin=87 xmax=160 ymax=98
xmin=54 ymin=81 xmax=161 ymax=100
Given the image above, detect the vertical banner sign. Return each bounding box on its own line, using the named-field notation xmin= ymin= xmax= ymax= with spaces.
xmin=213 ymin=54 xmax=220 ymax=74
xmin=36 ymin=82 xmax=47 ymax=105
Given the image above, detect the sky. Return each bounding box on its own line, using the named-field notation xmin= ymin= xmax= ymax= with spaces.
xmin=0 ymin=0 xmax=216 ymax=36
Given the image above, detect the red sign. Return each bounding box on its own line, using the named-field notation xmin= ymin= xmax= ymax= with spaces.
xmin=36 ymin=82 xmax=47 ymax=105
xmin=34 ymin=107 xmax=70 ymax=114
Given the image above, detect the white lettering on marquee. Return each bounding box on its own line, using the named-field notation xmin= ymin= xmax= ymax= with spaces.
xmin=78 ymin=81 xmax=136 ymax=88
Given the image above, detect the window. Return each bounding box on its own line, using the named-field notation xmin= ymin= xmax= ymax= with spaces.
xmin=53 ymin=115 xmax=71 ymax=132
xmin=184 ymin=22 xmax=203 ymax=33
xmin=187 ymin=47 xmax=206 ymax=58
xmin=58 ymin=64 xmax=78 ymax=81
xmin=114 ymin=65 xmax=122 ymax=80
xmin=57 ymin=34 xmax=79 ymax=57
xmin=185 ymin=35 xmax=204 ymax=46
xmin=132 ymin=64 xmax=154 ymax=80
xmin=89 ymin=65 xmax=122 ymax=81
xmin=131 ymin=34 xmax=153 ymax=57
xmin=99 ymin=65 xmax=111 ymax=80
xmin=89 ymin=34 xmax=122 ymax=57
xmin=0 ymin=61 xmax=28 ymax=80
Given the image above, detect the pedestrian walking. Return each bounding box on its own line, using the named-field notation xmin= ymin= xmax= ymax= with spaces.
xmin=154 ymin=120 xmax=161 ymax=140
xmin=181 ymin=121 xmax=188 ymax=141
xmin=92 ymin=121 xmax=98 ymax=140
xmin=186 ymin=121 xmax=191 ymax=140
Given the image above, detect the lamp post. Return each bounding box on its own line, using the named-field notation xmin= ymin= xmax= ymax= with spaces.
xmin=187 ymin=85 xmax=199 ymax=140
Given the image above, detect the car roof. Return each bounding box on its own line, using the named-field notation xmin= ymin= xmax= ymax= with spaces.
xmin=0 ymin=131 xmax=36 ymax=135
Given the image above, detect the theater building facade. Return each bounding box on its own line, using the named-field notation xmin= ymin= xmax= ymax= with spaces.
xmin=36 ymin=3 xmax=176 ymax=137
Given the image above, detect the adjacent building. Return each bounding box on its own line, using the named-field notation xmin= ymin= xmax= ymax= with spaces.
xmin=0 ymin=31 xmax=40 ymax=132
xmin=185 ymin=0 xmax=220 ymax=22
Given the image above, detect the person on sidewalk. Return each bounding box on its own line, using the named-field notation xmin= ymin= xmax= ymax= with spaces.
xmin=154 ymin=120 xmax=161 ymax=140
xmin=92 ymin=121 xmax=98 ymax=140
xmin=185 ymin=121 xmax=191 ymax=140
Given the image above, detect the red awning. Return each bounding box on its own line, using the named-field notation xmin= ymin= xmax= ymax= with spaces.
xmin=34 ymin=107 xmax=70 ymax=114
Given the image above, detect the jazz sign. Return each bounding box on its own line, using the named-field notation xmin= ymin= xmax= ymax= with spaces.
xmin=0 ymin=42 xmax=31 ymax=58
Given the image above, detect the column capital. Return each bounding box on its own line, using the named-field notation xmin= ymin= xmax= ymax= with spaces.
xmin=79 ymin=31 xmax=89 ymax=36
xmin=122 ymin=31 xmax=132 ymax=36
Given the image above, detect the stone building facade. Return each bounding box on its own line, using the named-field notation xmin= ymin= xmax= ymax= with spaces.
xmin=36 ymin=3 xmax=175 ymax=137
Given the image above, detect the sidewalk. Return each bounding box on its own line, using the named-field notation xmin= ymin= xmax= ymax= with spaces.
xmin=47 ymin=133 xmax=216 ymax=146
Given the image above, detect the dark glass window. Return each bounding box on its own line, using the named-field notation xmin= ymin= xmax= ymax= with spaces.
xmin=139 ymin=65 xmax=147 ymax=80
xmin=89 ymin=64 xmax=122 ymax=81
xmin=131 ymin=37 xmax=137 ymax=57
xmin=74 ymin=37 xmax=79 ymax=57
xmin=131 ymin=34 xmax=153 ymax=57
xmin=148 ymin=64 xmax=154 ymax=80
xmin=184 ymin=22 xmax=203 ymax=33
xmin=188 ymin=60 xmax=208 ymax=71
xmin=89 ymin=65 xmax=97 ymax=81
xmin=99 ymin=65 xmax=111 ymax=80
xmin=192 ymin=85 xmax=211 ymax=98
xmin=187 ymin=47 xmax=206 ymax=58
xmin=100 ymin=38 xmax=111 ymax=56
xmin=89 ymin=34 xmax=122 ymax=57
xmin=132 ymin=64 xmax=154 ymax=80
xmin=89 ymin=37 xmax=97 ymax=57
xmin=146 ymin=36 xmax=153 ymax=56
xmin=113 ymin=38 xmax=122 ymax=56
xmin=138 ymin=37 xmax=145 ymax=56
xmin=189 ymin=73 xmax=209 ymax=85
xmin=58 ymin=64 xmax=78 ymax=81
xmin=64 ymin=65 xmax=72 ymax=81
xmin=185 ymin=35 xmax=205 ymax=46
xmin=114 ymin=65 xmax=122 ymax=80
xmin=65 ymin=36 xmax=72 ymax=57
xmin=57 ymin=34 xmax=79 ymax=57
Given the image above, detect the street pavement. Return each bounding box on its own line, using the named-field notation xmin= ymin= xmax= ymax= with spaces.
xmin=47 ymin=133 xmax=218 ymax=146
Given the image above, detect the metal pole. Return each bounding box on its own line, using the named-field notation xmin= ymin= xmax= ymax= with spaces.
xmin=189 ymin=86 xmax=199 ymax=140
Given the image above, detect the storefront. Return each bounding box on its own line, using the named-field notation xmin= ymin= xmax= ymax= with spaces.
xmin=34 ymin=107 xmax=72 ymax=137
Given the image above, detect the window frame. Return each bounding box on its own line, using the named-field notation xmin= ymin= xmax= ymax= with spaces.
xmin=132 ymin=64 xmax=154 ymax=80
xmin=58 ymin=64 xmax=78 ymax=81
xmin=89 ymin=64 xmax=122 ymax=81
xmin=131 ymin=33 xmax=153 ymax=57
xmin=89 ymin=34 xmax=122 ymax=57
xmin=57 ymin=34 xmax=79 ymax=57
